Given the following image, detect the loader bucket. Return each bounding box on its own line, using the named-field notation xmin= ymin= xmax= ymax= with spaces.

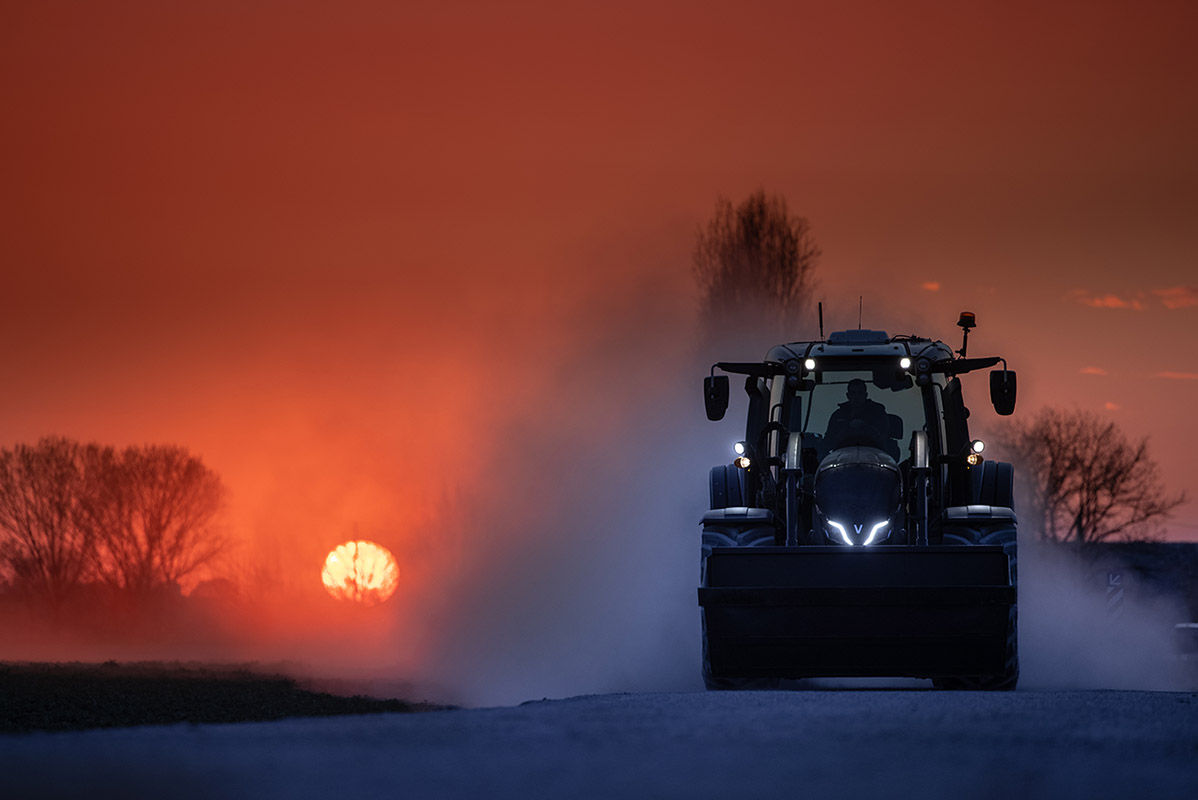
xmin=699 ymin=546 xmax=1015 ymax=680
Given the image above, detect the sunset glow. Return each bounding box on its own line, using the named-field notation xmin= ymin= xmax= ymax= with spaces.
xmin=0 ymin=1 xmax=1196 ymax=704
xmin=321 ymin=541 xmax=399 ymax=605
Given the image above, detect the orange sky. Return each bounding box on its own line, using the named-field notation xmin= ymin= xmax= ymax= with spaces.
xmin=2 ymin=0 xmax=1197 ymax=609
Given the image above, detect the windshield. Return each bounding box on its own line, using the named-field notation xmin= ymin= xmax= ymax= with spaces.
xmin=781 ymin=369 xmax=932 ymax=463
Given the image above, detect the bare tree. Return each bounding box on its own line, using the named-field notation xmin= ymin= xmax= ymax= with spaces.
xmin=81 ymin=444 xmax=227 ymax=597
xmin=693 ymin=190 xmax=820 ymax=343
xmin=998 ymin=407 xmax=1185 ymax=543
xmin=0 ymin=438 xmax=94 ymax=610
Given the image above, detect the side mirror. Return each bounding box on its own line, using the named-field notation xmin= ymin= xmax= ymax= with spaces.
xmin=704 ymin=375 xmax=729 ymax=421
xmin=990 ymin=369 xmax=1017 ymax=416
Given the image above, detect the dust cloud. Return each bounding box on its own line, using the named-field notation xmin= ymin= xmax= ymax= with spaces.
xmin=405 ymin=274 xmax=722 ymax=706
xmin=2 ymin=267 xmax=1191 ymax=704
xmin=1019 ymin=538 xmax=1192 ymax=691
xmin=406 ymin=294 xmax=1195 ymax=703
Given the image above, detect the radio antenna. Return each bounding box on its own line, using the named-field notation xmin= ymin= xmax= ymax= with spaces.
xmin=818 ymin=302 xmax=825 ymax=339
xmin=858 ymin=296 xmax=863 ymax=329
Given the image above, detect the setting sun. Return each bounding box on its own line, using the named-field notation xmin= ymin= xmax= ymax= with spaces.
xmin=321 ymin=541 xmax=399 ymax=605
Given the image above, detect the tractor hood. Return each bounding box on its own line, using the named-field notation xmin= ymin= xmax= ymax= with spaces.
xmin=813 ymin=446 xmax=902 ymax=545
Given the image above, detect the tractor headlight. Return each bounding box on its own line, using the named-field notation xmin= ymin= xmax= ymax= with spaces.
xmin=733 ymin=441 xmax=747 ymax=456
xmin=862 ymin=520 xmax=889 ymax=545
xmin=824 ymin=519 xmax=889 ymax=546
xmin=826 ymin=520 xmax=854 ymax=546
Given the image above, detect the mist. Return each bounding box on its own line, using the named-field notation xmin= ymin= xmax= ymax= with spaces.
xmin=1 ymin=259 xmax=1191 ymax=705
xmin=403 ymin=269 xmax=717 ymax=705
xmin=1019 ymin=538 xmax=1191 ymax=690
xmin=400 ymin=287 xmax=1194 ymax=704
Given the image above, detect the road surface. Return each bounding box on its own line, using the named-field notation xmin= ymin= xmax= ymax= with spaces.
xmin=2 ymin=690 xmax=1195 ymax=799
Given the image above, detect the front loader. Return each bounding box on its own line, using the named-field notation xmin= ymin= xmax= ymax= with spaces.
xmin=699 ymin=314 xmax=1019 ymax=689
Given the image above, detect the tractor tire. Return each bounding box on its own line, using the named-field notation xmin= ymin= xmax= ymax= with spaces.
xmin=991 ymin=461 xmax=1015 ymax=509
xmin=701 ymin=525 xmax=775 ymax=550
xmin=971 ymin=461 xmax=1015 ymax=509
xmin=709 ymin=465 xmax=746 ymax=509
xmin=933 ymin=531 xmax=1018 ymax=691
xmin=701 ymin=615 xmax=779 ymax=690
xmin=932 ymin=601 xmax=1018 ymax=691
xmin=700 ymin=503 xmax=778 ymax=690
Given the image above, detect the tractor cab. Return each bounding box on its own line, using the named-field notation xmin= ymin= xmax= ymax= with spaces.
xmin=704 ymin=323 xmax=1016 ymax=547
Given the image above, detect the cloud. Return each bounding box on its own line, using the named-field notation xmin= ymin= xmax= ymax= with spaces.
xmin=1154 ymin=371 xmax=1198 ymax=380
xmin=1072 ymin=286 xmax=1197 ymax=311
xmin=1153 ymin=286 xmax=1198 ymax=309
xmin=1103 ymin=401 xmax=1121 ymax=411
xmin=921 ymin=281 xmax=941 ymax=292
xmin=1067 ymin=290 xmax=1144 ymax=310
xmin=1079 ymin=366 xmax=1108 ymax=376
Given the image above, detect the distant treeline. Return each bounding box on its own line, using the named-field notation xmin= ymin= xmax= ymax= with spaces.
xmin=0 ymin=437 xmax=225 ymax=612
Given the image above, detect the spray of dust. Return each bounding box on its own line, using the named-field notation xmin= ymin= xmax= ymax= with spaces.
xmin=3 ymin=270 xmax=1190 ymax=703
xmin=965 ymin=411 xmax=1194 ymax=692
xmin=1018 ymin=537 xmax=1192 ymax=690
xmin=401 ymin=278 xmax=722 ymax=706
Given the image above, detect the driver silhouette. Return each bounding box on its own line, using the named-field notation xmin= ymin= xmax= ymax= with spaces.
xmin=825 ymin=378 xmax=890 ymax=451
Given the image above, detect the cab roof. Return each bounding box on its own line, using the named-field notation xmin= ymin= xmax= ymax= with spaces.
xmin=766 ymin=331 xmax=956 ymax=365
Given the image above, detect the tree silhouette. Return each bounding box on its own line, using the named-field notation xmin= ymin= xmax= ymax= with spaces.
xmin=0 ymin=438 xmax=227 ymax=609
xmin=0 ymin=438 xmax=94 ymax=610
xmin=80 ymin=444 xmax=226 ymax=597
xmin=693 ymin=190 xmax=820 ymax=344
xmin=998 ymin=408 xmax=1185 ymax=543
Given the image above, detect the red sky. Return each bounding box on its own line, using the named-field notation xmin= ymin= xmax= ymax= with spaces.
xmin=2 ymin=0 xmax=1197 ymax=603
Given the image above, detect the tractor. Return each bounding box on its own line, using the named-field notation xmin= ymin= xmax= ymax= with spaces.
xmin=699 ymin=313 xmax=1019 ymax=689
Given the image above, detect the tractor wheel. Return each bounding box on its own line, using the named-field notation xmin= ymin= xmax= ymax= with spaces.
xmin=700 ymin=523 xmax=778 ymax=690
xmin=933 ymin=533 xmax=1018 ymax=691
xmin=971 ymin=460 xmax=1015 ymax=509
xmin=701 ymin=615 xmax=779 ymax=690
xmin=701 ymin=525 xmax=775 ymax=550
xmin=932 ymin=600 xmax=1019 ymax=691
xmin=709 ymin=465 xmax=746 ymax=509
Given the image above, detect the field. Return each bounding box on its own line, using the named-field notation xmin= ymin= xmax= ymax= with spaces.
xmin=0 ymin=661 xmax=440 ymax=733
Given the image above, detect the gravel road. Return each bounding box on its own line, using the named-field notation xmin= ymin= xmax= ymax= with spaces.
xmin=2 ymin=689 xmax=1195 ymax=799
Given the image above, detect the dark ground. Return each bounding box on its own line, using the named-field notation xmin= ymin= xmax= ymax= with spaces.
xmin=1 ymin=689 xmax=1195 ymax=799
xmin=0 ymin=662 xmax=441 ymax=732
